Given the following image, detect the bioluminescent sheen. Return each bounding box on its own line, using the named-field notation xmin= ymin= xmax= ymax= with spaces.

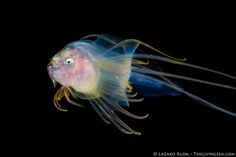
xmin=47 ymin=34 xmax=236 ymax=135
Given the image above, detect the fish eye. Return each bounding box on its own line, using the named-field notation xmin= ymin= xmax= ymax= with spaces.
xmin=64 ymin=57 xmax=74 ymax=66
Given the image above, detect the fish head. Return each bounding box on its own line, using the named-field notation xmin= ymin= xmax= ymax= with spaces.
xmin=47 ymin=45 xmax=100 ymax=95
xmin=47 ymin=47 xmax=83 ymax=87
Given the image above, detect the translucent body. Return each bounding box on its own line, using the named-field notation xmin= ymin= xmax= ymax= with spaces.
xmin=47 ymin=34 xmax=236 ymax=135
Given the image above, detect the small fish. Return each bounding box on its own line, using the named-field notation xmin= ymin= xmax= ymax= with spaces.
xmin=47 ymin=34 xmax=236 ymax=135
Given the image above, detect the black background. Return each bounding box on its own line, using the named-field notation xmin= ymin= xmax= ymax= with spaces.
xmin=3 ymin=2 xmax=236 ymax=156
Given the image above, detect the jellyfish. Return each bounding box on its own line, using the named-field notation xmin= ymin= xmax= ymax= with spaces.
xmin=47 ymin=34 xmax=236 ymax=135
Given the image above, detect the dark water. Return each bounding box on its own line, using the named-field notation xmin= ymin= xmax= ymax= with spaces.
xmin=4 ymin=3 xmax=236 ymax=156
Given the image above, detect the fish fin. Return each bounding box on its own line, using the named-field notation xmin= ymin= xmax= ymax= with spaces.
xmin=90 ymin=97 xmax=143 ymax=135
xmin=129 ymin=73 xmax=182 ymax=97
xmin=53 ymin=87 xmax=68 ymax=112
xmin=119 ymin=100 xmax=129 ymax=107
xmin=63 ymin=88 xmax=85 ymax=108
xmin=131 ymin=71 xmax=236 ymax=117
xmin=94 ymin=34 xmax=123 ymax=49
xmin=93 ymin=34 xmax=140 ymax=56
xmin=105 ymin=39 xmax=186 ymax=61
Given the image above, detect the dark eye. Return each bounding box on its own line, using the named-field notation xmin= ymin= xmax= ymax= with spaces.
xmin=64 ymin=58 xmax=74 ymax=66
